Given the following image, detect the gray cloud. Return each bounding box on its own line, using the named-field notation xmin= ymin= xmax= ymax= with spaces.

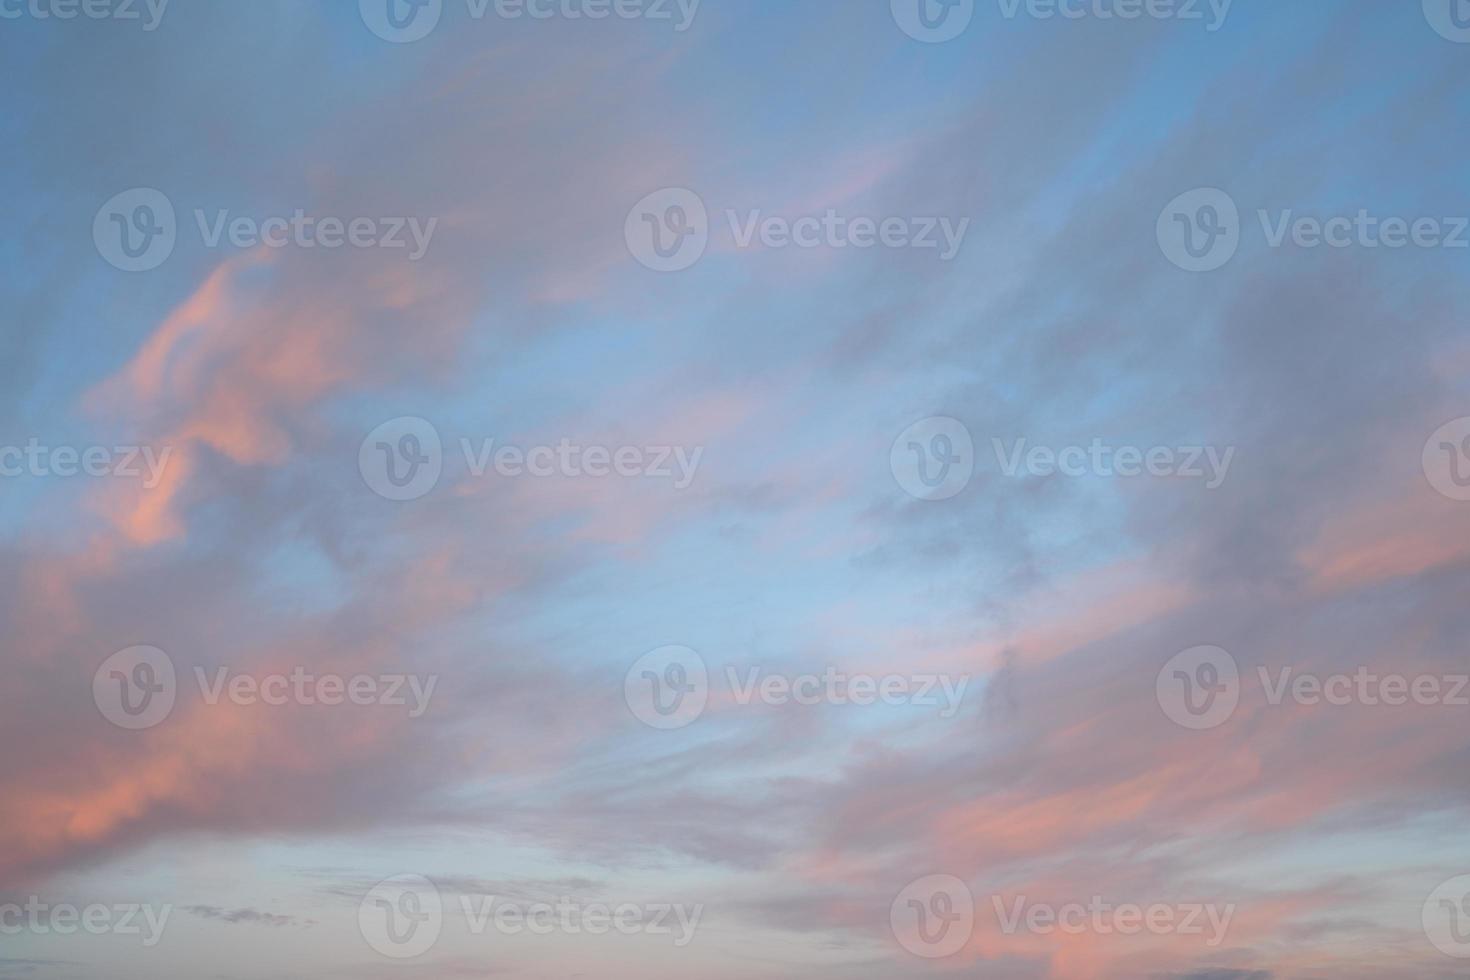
xmin=182 ymin=906 xmax=311 ymax=928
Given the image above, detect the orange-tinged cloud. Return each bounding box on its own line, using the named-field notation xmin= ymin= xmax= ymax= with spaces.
xmin=1300 ymin=486 xmax=1470 ymax=594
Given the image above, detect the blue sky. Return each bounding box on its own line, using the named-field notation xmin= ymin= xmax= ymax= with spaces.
xmin=2 ymin=2 xmax=1470 ymax=978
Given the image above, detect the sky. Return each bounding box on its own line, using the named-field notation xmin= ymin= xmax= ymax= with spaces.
xmin=1 ymin=1 xmax=1470 ymax=978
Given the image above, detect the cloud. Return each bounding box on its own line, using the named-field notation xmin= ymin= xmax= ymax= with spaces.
xmin=181 ymin=906 xmax=312 ymax=928
xmin=3 ymin=3 xmax=1469 ymax=979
